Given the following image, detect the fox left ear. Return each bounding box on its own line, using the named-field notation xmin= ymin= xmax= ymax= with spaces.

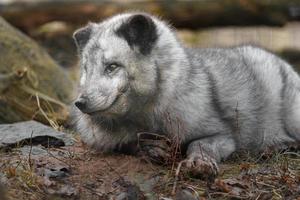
xmin=73 ymin=23 xmax=94 ymax=53
xmin=116 ymin=14 xmax=158 ymax=55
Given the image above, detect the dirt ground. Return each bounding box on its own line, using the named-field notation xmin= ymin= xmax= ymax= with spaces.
xmin=0 ymin=134 xmax=299 ymax=200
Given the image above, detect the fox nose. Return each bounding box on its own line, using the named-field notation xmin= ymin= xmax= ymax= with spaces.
xmin=74 ymin=97 xmax=87 ymax=112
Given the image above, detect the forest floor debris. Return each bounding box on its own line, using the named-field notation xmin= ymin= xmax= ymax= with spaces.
xmin=0 ymin=135 xmax=299 ymax=200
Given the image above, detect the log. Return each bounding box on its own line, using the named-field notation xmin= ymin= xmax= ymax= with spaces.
xmin=1 ymin=0 xmax=300 ymax=31
xmin=0 ymin=17 xmax=75 ymax=124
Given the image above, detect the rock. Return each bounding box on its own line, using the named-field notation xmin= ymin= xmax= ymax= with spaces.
xmin=115 ymin=185 xmax=142 ymax=200
xmin=44 ymin=166 xmax=69 ymax=179
xmin=0 ymin=16 xmax=74 ymax=124
xmin=115 ymin=192 xmax=128 ymax=200
xmin=134 ymin=175 xmax=160 ymax=200
xmin=175 ymin=189 xmax=199 ymax=200
xmin=47 ymin=185 xmax=78 ymax=197
xmin=0 ymin=120 xmax=74 ymax=149
xmin=114 ymin=177 xmax=146 ymax=200
xmin=0 ymin=173 xmax=7 ymax=185
xmin=18 ymin=145 xmax=49 ymax=156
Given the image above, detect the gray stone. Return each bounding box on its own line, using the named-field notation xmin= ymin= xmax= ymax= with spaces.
xmin=0 ymin=120 xmax=74 ymax=149
xmin=18 ymin=145 xmax=49 ymax=156
xmin=47 ymin=185 xmax=78 ymax=197
xmin=44 ymin=166 xmax=69 ymax=179
xmin=115 ymin=192 xmax=128 ymax=200
xmin=134 ymin=175 xmax=160 ymax=200
xmin=0 ymin=173 xmax=7 ymax=185
xmin=175 ymin=189 xmax=199 ymax=200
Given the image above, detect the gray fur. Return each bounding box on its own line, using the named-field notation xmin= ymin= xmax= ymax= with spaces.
xmin=72 ymin=12 xmax=300 ymax=168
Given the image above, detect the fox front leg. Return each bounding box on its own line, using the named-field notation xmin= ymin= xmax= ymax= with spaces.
xmin=184 ymin=134 xmax=236 ymax=180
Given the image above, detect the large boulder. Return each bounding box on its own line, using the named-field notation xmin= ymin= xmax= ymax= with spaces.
xmin=0 ymin=16 xmax=75 ymax=124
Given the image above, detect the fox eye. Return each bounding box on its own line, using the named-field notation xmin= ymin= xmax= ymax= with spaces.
xmin=105 ymin=63 xmax=119 ymax=74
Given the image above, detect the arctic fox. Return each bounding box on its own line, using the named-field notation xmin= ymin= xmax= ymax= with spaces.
xmin=72 ymin=12 xmax=300 ymax=176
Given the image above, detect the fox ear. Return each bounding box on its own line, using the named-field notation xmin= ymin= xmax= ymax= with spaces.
xmin=73 ymin=23 xmax=94 ymax=52
xmin=116 ymin=14 xmax=158 ymax=55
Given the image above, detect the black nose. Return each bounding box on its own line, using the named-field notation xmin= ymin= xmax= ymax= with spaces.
xmin=75 ymin=98 xmax=87 ymax=112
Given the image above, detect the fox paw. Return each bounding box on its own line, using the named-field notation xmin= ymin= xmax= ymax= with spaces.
xmin=138 ymin=136 xmax=171 ymax=165
xmin=183 ymin=153 xmax=219 ymax=181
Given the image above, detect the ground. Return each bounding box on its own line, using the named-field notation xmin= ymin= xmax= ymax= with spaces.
xmin=0 ymin=133 xmax=299 ymax=200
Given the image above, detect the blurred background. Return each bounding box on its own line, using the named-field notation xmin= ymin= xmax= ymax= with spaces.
xmin=1 ymin=0 xmax=300 ymax=72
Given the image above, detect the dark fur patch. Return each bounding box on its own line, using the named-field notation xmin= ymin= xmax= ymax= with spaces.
xmin=73 ymin=24 xmax=93 ymax=52
xmin=115 ymin=14 xmax=158 ymax=55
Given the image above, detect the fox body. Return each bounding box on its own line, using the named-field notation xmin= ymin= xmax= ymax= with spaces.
xmin=72 ymin=12 xmax=300 ymax=175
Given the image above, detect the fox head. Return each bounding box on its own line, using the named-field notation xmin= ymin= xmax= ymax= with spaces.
xmin=73 ymin=13 xmax=162 ymax=118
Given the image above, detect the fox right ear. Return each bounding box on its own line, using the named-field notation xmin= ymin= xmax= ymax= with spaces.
xmin=115 ymin=14 xmax=158 ymax=55
xmin=73 ymin=23 xmax=94 ymax=52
